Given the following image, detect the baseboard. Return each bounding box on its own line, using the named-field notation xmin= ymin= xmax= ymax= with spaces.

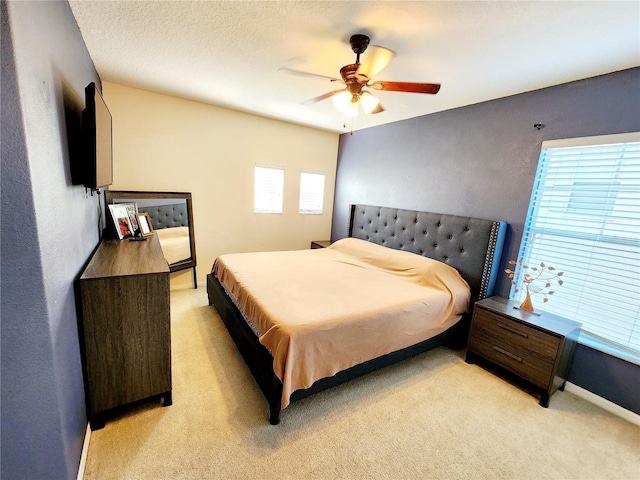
xmin=77 ymin=423 xmax=91 ymax=480
xmin=565 ymin=382 xmax=640 ymax=426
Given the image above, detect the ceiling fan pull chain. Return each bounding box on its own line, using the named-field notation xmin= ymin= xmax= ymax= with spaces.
xmin=342 ymin=114 xmax=354 ymax=134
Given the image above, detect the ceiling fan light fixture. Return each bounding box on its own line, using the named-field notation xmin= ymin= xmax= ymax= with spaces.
xmin=360 ymin=91 xmax=380 ymax=114
xmin=292 ymin=32 xmax=440 ymax=125
xmin=343 ymin=99 xmax=359 ymax=117
xmin=332 ymin=90 xmax=352 ymax=111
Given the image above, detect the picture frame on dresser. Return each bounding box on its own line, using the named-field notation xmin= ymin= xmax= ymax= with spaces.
xmin=137 ymin=213 xmax=154 ymax=236
xmin=108 ymin=204 xmax=134 ymax=239
xmin=122 ymin=203 xmax=139 ymax=232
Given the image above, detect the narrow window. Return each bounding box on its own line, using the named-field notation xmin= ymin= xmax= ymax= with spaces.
xmin=299 ymin=171 xmax=325 ymax=214
xmin=254 ymin=166 xmax=284 ymax=214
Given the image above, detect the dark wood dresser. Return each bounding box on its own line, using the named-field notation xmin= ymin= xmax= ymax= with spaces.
xmin=466 ymin=296 xmax=581 ymax=407
xmin=79 ymin=234 xmax=172 ymax=429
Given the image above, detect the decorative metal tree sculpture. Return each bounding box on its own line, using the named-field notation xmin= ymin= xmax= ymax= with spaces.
xmin=505 ymin=259 xmax=564 ymax=312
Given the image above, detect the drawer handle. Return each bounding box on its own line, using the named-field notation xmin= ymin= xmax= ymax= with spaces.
xmin=492 ymin=346 xmax=523 ymax=362
xmin=497 ymin=322 xmax=529 ymax=338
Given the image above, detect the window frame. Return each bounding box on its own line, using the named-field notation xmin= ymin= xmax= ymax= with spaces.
xmin=513 ymin=132 xmax=640 ymax=360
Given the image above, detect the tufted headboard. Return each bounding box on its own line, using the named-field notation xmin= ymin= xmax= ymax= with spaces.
xmin=348 ymin=204 xmax=507 ymax=304
xmin=139 ymin=203 xmax=189 ymax=230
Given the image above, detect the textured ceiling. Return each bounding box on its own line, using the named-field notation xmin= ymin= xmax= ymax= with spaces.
xmin=69 ymin=1 xmax=640 ymax=133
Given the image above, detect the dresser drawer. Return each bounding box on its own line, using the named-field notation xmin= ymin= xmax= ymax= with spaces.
xmin=468 ymin=330 xmax=554 ymax=389
xmin=472 ymin=308 xmax=560 ymax=362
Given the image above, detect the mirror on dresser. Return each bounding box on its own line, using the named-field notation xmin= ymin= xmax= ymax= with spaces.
xmin=105 ymin=190 xmax=197 ymax=288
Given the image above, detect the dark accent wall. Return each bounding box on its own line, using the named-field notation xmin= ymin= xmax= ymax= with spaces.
xmin=332 ymin=68 xmax=640 ymax=414
xmin=1 ymin=1 xmax=101 ymax=478
xmin=570 ymin=345 xmax=640 ymax=414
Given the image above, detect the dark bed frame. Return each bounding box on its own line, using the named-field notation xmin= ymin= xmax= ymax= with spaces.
xmin=207 ymin=205 xmax=507 ymax=424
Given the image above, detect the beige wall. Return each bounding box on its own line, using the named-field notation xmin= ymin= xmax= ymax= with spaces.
xmin=103 ymin=82 xmax=339 ymax=288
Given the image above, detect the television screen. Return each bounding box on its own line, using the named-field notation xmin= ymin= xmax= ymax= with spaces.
xmin=83 ymin=82 xmax=113 ymax=189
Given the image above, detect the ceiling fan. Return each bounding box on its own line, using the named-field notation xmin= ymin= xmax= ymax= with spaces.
xmin=282 ymin=34 xmax=441 ymax=117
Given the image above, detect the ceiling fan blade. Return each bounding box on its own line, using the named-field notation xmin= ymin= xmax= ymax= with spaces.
xmin=356 ymin=46 xmax=395 ymax=80
xmin=279 ymin=67 xmax=342 ymax=83
xmin=369 ymin=81 xmax=441 ymax=94
xmin=301 ymin=90 xmax=346 ymax=105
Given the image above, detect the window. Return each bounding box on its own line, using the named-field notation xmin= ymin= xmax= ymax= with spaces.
xmin=299 ymin=171 xmax=325 ymax=214
xmin=514 ymin=133 xmax=640 ymax=352
xmin=254 ymin=166 xmax=284 ymax=214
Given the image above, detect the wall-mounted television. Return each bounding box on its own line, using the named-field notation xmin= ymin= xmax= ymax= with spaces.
xmin=82 ymin=82 xmax=113 ymax=190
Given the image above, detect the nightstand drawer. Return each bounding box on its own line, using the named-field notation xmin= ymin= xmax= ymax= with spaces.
xmin=468 ymin=330 xmax=553 ymax=389
xmin=466 ymin=296 xmax=581 ymax=407
xmin=472 ymin=308 xmax=560 ymax=362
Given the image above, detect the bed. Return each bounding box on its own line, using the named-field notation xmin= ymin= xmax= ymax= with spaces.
xmin=207 ymin=204 xmax=507 ymax=424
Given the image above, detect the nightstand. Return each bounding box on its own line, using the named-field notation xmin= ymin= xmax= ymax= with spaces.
xmin=310 ymin=240 xmax=331 ymax=249
xmin=465 ymin=296 xmax=581 ymax=407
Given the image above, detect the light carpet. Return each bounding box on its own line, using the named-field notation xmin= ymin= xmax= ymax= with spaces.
xmin=83 ymin=288 xmax=640 ymax=479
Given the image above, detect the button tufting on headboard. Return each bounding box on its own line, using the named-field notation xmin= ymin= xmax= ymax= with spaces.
xmin=348 ymin=204 xmax=507 ymax=303
xmin=139 ymin=203 xmax=189 ymax=230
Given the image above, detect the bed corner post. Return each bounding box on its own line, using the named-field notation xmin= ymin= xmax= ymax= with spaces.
xmin=269 ymin=405 xmax=281 ymax=425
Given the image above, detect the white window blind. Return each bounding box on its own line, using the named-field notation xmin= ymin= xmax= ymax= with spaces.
xmin=299 ymin=171 xmax=325 ymax=214
xmin=254 ymin=166 xmax=284 ymax=214
xmin=514 ymin=133 xmax=640 ymax=352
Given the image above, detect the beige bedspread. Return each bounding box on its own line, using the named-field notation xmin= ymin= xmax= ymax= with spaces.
xmin=156 ymin=226 xmax=190 ymax=265
xmin=213 ymin=237 xmax=470 ymax=408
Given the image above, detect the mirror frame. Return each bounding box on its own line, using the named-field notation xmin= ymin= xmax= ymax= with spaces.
xmin=105 ymin=190 xmax=197 ymax=287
